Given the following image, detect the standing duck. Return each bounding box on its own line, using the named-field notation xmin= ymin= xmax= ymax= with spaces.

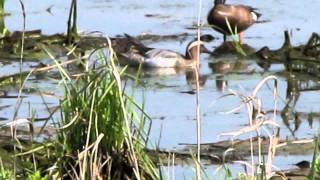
xmin=207 ymin=0 xmax=261 ymax=43
xmin=117 ymin=34 xmax=211 ymax=68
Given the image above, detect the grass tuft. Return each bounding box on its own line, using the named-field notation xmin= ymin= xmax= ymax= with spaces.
xmin=55 ymin=38 xmax=159 ymax=179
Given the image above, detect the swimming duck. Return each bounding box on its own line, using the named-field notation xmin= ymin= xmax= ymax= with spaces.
xmin=117 ymin=34 xmax=211 ymax=68
xmin=207 ymin=0 xmax=261 ymax=43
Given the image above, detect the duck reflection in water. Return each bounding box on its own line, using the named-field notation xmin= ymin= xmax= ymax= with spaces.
xmin=185 ymin=68 xmax=209 ymax=92
xmin=277 ymin=72 xmax=320 ymax=137
xmin=209 ymin=59 xmax=249 ymax=92
xmin=212 ymin=41 xmax=256 ymax=57
xmin=124 ymin=66 xmax=208 ymax=94
xmin=281 ymin=74 xmax=302 ymax=137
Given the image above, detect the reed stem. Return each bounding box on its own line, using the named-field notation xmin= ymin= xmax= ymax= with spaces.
xmin=195 ymin=0 xmax=203 ymax=179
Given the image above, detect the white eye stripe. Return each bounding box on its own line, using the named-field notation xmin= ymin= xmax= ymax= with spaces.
xmin=251 ymin=12 xmax=258 ymax=21
xmin=187 ymin=41 xmax=204 ymax=51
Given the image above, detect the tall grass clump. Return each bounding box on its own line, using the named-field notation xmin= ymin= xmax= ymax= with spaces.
xmin=0 ymin=0 xmax=4 ymax=15
xmin=308 ymin=137 xmax=320 ymax=179
xmin=0 ymin=158 xmax=12 ymax=179
xmin=56 ymin=39 xmax=158 ymax=179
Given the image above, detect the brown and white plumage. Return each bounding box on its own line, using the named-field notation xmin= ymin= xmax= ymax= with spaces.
xmin=207 ymin=0 xmax=261 ymax=42
xmin=117 ymin=35 xmax=211 ymax=68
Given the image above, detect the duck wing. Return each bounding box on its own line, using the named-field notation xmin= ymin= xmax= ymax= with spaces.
xmin=123 ymin=33 xmax=153 ymax=54
xmin=116 ymin=34 xmax=153 ymax=66
xmin=117 ymin=51 xmax=146 ymax=66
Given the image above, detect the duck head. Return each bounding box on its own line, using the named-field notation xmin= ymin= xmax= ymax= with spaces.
xmin=185 ymin=40 xmax=211 ymax=60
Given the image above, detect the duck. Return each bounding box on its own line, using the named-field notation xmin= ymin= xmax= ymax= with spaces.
xmin=116 ymin=34 xmax=211 ymax=68
xmin=207 ymin=0 xmax=261 ymax=43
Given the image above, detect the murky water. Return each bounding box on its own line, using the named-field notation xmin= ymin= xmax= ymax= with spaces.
xmin=2 ymin=0 xmax=320 ymax=178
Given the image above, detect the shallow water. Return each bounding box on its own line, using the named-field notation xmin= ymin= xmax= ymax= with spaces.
xmin=2 ymin=0 xmax=320 ymax=178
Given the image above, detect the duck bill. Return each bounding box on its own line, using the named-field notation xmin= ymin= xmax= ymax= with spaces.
xmin=201 ymin=46 xmax=212 ymax=54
